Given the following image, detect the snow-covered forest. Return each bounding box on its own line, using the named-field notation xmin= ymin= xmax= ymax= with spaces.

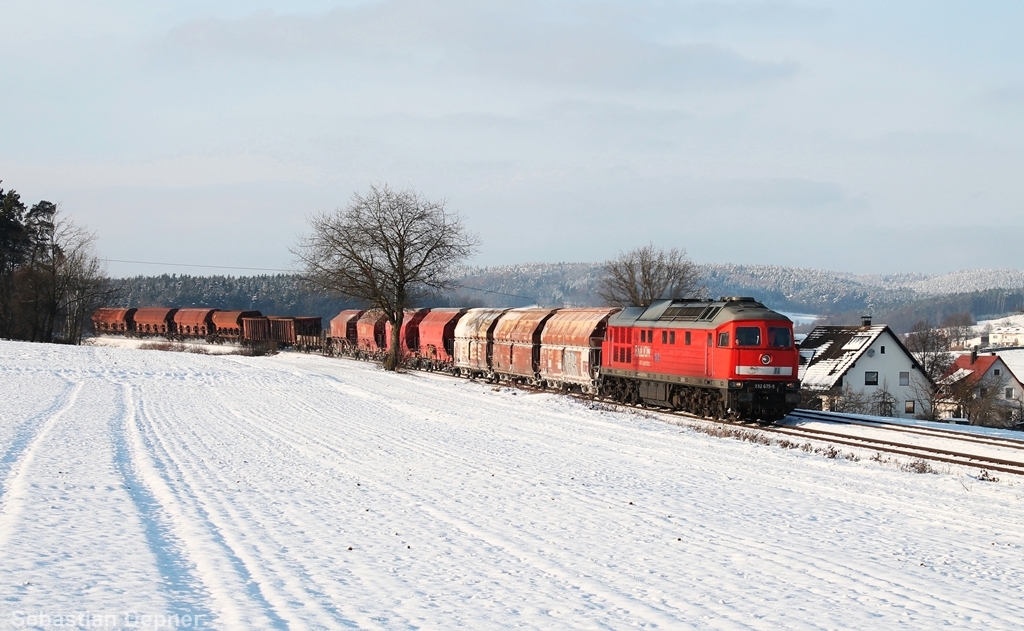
xmin=112 ymin=265 xmax=1024 ymax=331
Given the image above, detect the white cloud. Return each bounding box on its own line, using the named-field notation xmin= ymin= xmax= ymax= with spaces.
xmin=163 ymin=1 xmax=799 ymax=92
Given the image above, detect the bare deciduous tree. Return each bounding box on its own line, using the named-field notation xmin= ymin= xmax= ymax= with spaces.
xmin=598 ymin=243 xmax=704 ymax=307
xmin=294 ymin=183 xmax=479 ymax=371
xmin=940 ymin=312 xmax=975 ymax=349
xmin=943 ymin=369 xmax=1011 ymax=427
xmin=56 ymin=223 xmax=115 ymax=343
xmin=905 ymin=320 xmax=950 ymax=420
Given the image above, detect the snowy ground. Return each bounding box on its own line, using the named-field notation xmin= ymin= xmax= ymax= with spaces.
xmin=1 ymin=341 xmax=1023 ymax=630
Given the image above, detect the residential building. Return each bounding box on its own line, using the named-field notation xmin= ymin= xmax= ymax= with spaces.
xmin=938 ymin=351 xmax=1024 ymax=426
xmin=798 ymin=317 xmax=932 ymax=418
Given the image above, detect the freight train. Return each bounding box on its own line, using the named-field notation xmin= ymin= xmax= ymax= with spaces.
xmin=90 ymin=307 xmax=323 ymax=350
xmin=325 ymin=297 xmax=801 ymax=421
xmin=92 ymin=296 xmax=800 ymax=420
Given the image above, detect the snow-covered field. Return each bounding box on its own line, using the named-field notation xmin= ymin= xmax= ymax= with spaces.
xmin=1 ymin=341 xmax=1023 ymax=630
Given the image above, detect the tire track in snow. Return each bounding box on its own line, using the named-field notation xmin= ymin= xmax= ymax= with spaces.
xmin=184 ymin=379 xmax=417 ymax=628
xmin=203 ymin=372 xmax=716 ymax=627
xmin=109 ymin=381 xmax=219 ymax=626
xmin=122 ymin=382 xmax=289 ymax=629
xmin=132 ymin=378 xmax=361 ymax=629
xmin=0 ymin=380 xmax=82 ymax=553
xmin=0 ymin=376 xmax=76 ymax=492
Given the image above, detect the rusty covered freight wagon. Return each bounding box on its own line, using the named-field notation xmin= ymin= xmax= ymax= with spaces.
xmin=491 ymin=308 xmax=558 ymax=382
xmin=328 ymin=309 xmax=364 ymax=355
xmin=356 ymin=311 xmax=388 ymax=353
xmin=539 ymin=308 xmax=620 ymax=392
xmin=416 ymin=308 xmax=467 ymax=364
xmin=133 ymin=308 xmax=178 ymax=336
xmin=173 ymin=308 xmax=218 ymax=338
xmin=212 ymin=310 xmax=262 ymax=342
xmin=384 ymin=309 xmax=430 ymax=356
xmin=91 ymin=308 xmax=137 ymax=334
xmin=452 ymin=308 xmax=509 ymax=376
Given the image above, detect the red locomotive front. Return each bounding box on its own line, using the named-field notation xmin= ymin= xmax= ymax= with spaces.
xmin=599 ymin=297 xmax=800 ymax=420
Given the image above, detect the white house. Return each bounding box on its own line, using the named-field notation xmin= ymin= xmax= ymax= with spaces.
xmin=799 ymin=318 xmax=933 ymax=418
xmin=938 ymin=352 xmax=1024 ymax=424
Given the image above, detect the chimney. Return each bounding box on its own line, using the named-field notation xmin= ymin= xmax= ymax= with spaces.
xmin=861 ymin=315 xmax=872 ymax=327
xmin=971 ymin=346 xmax=978 ymax=365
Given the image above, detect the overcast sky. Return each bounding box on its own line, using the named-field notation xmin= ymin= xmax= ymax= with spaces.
xmin=2 ymin=0 xmax=1023 ymax=277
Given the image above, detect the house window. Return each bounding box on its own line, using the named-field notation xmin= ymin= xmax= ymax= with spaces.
xmin=685 ymin=331 xmax=691 ymax=345
xmin=662 ymin=330 xmax=667 ymax=344
xmin=995 ymin=368 xmax=1001 ymax=376
xmin=881 ymin=345 xmax=886 ymax=354
xmin=905 ymin=400 xmax=915 ymax=414
xmin=718 ymin=332 xmax=730 ymax=347
xmin=865 ymin=371 xmax=879 ymax=386
xmin=1007 ymin=388 xmax=1014 ymax=400
xmin=670 ymin=331 xmax=675 ymax=344
xmin=899 ymin=371 xmax=910 ymax=387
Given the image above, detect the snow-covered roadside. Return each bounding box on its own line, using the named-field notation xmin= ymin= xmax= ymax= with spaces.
xmin=1 ymin=340 xmax=1022 ymax=629
xmin=84 ymin=336 xmax=241 ymax=355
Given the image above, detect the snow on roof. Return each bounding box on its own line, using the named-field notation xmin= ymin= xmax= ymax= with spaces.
xmin=798 ymin=324 xmax=888 ymax=390
xmin=943 ymin=354 xmax=1000 ymax=385
xmin=997 ymin=348 xmax=1024 ymax=381
xmin=945 ymin=352 xmax=1024 ymax=387
xmin=939 ymin=367 xmax=974 ymax=387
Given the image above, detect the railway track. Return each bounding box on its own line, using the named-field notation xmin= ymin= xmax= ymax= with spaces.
xmin=787 ymin=408 xmax=1024 ymax=451
xmin=768 ymin=410 xmax=1024 ymax=476
xmin=567 ymin=394 xmax=1024 ymax=477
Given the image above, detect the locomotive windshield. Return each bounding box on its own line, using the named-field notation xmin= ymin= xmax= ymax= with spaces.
xmin=735 ymin=326 xmax=761 ymax=346
xmin=768 ymin=327 xmax=792 ymax=348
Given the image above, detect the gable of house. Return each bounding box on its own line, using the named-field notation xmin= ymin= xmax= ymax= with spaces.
xmin=798 ymin=325 xmax=885 ymax=389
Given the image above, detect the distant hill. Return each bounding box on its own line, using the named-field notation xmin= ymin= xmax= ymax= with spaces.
xmin=109 ymin=264 xmax=1024 ymax=333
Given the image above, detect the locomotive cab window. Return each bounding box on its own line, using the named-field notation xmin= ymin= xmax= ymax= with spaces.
xmin=768 ymin=327 xmax=791 ymax=348
xmin=735 ymin=327 xmax=761 ymax=346
xmin=717 ymin=332 xmax=729 ymax=347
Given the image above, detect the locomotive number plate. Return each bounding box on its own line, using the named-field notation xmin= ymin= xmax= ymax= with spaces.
xmin=751 ymin=383 xmax=777 ymax=390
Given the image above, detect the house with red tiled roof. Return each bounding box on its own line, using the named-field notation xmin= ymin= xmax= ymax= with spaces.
xmin=938 ymin=351 xmax=1024 ymax=425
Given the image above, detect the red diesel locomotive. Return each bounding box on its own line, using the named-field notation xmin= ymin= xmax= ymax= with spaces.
xmin=600 ymin=297 xmax=800 ymax=420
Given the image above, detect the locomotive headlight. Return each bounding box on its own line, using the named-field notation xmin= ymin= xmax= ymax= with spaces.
xmin=785 ymin=381 xmax=800 ymax=390
xmin=728 ymin=380 xmax=743 ymax=389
